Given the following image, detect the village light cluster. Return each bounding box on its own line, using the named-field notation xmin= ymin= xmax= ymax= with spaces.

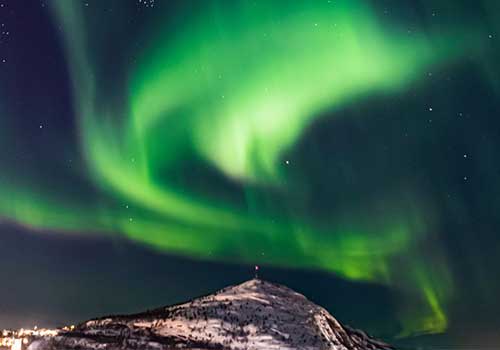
xmin=0 ymin=326 xmax=73 ymax=350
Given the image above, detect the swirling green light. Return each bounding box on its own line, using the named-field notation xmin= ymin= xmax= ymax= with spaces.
xmin=0 ymin=0 xmax=489 ymax=336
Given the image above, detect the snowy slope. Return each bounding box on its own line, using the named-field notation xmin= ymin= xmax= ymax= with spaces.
xmin=28 ymin=279 xmax=393 ymax=350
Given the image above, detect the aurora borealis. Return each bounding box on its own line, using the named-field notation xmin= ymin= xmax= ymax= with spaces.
xmin=2 ymin=0 xmax=500 ymax=344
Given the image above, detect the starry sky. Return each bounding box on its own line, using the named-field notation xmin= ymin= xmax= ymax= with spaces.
xmin=1 ymin=0 xmax=500 ymax=346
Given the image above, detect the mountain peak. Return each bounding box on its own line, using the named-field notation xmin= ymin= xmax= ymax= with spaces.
xmin=216 ymin=278 xmax=307 ymax=300
xmin=29 ymin=278 xmax=393 ymax=350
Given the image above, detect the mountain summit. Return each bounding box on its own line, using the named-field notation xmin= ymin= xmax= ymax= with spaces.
xmin=29 ymin=278 xmax=393 ymax=350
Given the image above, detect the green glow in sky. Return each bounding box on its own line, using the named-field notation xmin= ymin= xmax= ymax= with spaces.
xmin=0 ymin=0 xmax=491 ymax=336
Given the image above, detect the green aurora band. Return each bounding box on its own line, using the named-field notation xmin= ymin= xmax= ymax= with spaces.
xmin=1 ymin=0 xmax=498 ymax=336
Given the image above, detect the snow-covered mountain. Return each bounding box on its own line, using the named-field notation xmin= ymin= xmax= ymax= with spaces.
xmin=28 ymin=278 xmax=393 ymax=350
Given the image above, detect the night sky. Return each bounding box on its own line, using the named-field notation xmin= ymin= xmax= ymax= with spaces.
xmin=1 ymin=0 xmax=500 ymax=346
